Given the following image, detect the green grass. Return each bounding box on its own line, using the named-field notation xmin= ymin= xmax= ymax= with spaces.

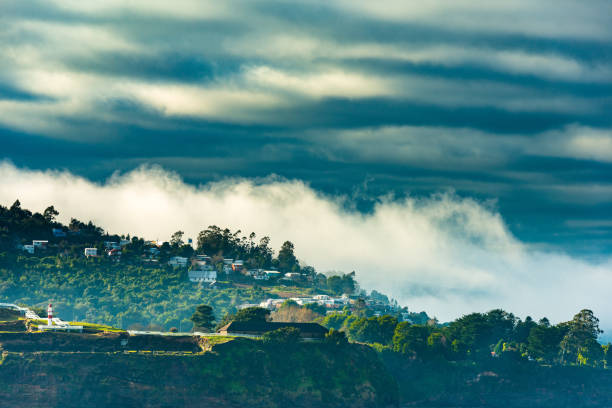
xmin=70 ymin=322 xmax=125 ymax=333
xmin=264 ymin=285 xmax=319 ymax=297
xmin=201 ymin=335 xmax=235 ymax=346
xmin=28 ymin=319 xmax=124 ymax=333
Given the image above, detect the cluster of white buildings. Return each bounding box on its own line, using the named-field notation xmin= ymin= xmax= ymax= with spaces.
xmin=171 ymin=254 xmax=285 ymax=284
xmin=168 ymin=256 xmax=189 ymax=267
xmin=21 ymin=240 xmax=48 ymax=254
xmin=249 ymin=294 xmax=353 ymax=311
xmin=187 ymin=255 xmax=217 ymax=283
xmin=174 ymin=253 xmax=308 ymax=285
xmin=84 ymin=240 xmax=131 ymax=258
xmin=188 ymin=268 xmax=217 ymax=283
xmin=20 ymin=235 xmax=132 ymax=259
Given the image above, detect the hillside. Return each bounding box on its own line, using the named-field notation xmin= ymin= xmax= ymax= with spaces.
xmin=0 ymin=201 xmax=403 ymax=331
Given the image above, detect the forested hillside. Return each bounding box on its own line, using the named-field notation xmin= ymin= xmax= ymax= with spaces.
xmin=0 ymin=200 xmax=362 ymax=330
xmin=0 ymin=252 xmax=267 ymax=329
xmin=1 ymin=200 xmax=610 ymax=368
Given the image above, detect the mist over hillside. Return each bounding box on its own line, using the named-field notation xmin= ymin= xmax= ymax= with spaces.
xmin=1 ymin=162 xmax=610 ymax=332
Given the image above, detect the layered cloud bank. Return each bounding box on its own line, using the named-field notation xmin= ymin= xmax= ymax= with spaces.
xmin=1 ymin=162 xmax=610 ymax=328
xmin=1 ymin=0 xmax=611 ymax=258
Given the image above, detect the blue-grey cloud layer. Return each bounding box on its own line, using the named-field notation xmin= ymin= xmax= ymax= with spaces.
xmin=1 ymin=0 xmax=611 ymax=255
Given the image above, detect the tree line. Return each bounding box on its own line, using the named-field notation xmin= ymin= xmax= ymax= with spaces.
xmin=1 ymin=200 xmax=308 ymax=273
xmin=320 ymin=308 xmax=609 ymax=367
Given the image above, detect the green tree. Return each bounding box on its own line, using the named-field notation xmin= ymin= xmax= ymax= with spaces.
xmin=43 ymin=205 xmax=59 ymax=222
xmin=513 ymin=316 xmax=537 ymax=343
xmin=326 ymin=272 xmax=356 ymax=296
xmin=235 ymin=306 xmax=270 ymax=322
xmin=393 ymin=322 xmax=430 ymax=358
xmin=170 ymin=231 xmax=184 ymax=247
xmin=377 ymin=315 xmax=399 ymax=345
xmin=325 ymin=328 xmax=348 ymax=346
xmin=427 ymin=332 xmax=446 ymax=356
xmin=219 ymin=306 xmax=271 ymax=326
xmin=320 ymin=312 xmax=350 ymax=330
xmin=277 ymin=240 xmax=299 ymax=272
xmin=190 ymin=304 xmax=215 ymax=331
xmin=444 ymin=313 xmax=491 ymax=359
xmin=279 ymin=299 xmax=299 ymax=309
xmin=527 ymin=324 xmax=565 ymax=363
xmin=577 ymin=338 xmax=605 ymax=367
xmin=443 ymin=310 xmax=516 ymax=360
xmin=560 ymin=309 xmax=603 ymax=364
xmin=262 ymin=326 xmax=301 ymax=344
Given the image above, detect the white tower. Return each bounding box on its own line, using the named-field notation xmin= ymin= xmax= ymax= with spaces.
xmin=47 ymin=303 xmax=53 ymax=325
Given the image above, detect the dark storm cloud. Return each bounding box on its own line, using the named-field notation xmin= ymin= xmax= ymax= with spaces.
xmin=0 ymin=0 xmax=611 ymax=253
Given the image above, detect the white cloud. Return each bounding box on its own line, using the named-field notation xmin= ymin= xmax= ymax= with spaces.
xmin=332 ymin=0 xmax=612 ymax=40
xmin=126 ymin=82 xmax=284 ymax=122
xmin=1 ymin=162 xmax=610 ymax=328
xmin=512 ymin=125 xmax=612 ymax=164
xmin=555 ymin=126 xmax=612 ymax=163
xmin=309 ymin=125 xmax=522 ymax=169
xmin=228 ymin=37 xmax=612 ymax=83
xmin=47 ymin=0 xmax=230 ymax=20
xmin=0 ymin=1 xmax=606 ymax=137
xmin=308 ymin=124 xmax=612 ymax=168
xmin=244 ymin=66 xmax=398 ymax=99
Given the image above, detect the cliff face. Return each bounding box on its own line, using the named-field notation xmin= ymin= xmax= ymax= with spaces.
xmin=0 ymin=338 xmax=399 ymax=408
xmin=0 ymin=331 xmax=200 ymax=353
xmin=379 ymin=352 xmax=612 ymax=408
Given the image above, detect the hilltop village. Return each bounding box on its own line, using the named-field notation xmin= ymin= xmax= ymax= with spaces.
xmin=0 ymin=200 xmax=418 ymax=327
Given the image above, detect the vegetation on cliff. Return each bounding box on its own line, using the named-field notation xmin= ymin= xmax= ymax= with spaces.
xmin=320 ymin=308 xmax=610 ymax=369
xmin=0 ymin=337 xmax=398 ymax=408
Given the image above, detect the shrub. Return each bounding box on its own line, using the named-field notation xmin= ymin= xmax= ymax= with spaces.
xmin=325 ymin=328 xmax=348 ymax=346
xmin=262 ymin=327 xmax=301 ymax=344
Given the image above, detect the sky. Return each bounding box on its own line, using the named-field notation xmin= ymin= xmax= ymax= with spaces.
xmin=0 ymin=2 xmax=611 ymax=327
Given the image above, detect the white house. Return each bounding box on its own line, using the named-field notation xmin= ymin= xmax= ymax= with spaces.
xmin=313 ymin=294 xmax=331 ymax=301
xmin=258 ymin=299 xmax=285 ymax=309
xmin=290 ymin=297 xmax=317 ymax=306
xmin=195 ymin=254 xmax=211 ymax=263
xmin=284 ymin=272 xmax=301 ymax=280
xmin=265 ymin=270 xmax=282 ymax=279
xmin=188 ymin=269 xmax=217 ymax=283
xmin=168 ymin=256 xmax=189 ymax=267
xmin=32 ymin=240 xmax=48 ymax=249
xmin=23 ymin=244 xmax=35 ymax=254
xmin=104 ymin=241 xmax=121 ymax=250
xmin=253 ymin=270 xmax=270 ymax=280
xmin=84 ymin=248 xmax=98 ymax=257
